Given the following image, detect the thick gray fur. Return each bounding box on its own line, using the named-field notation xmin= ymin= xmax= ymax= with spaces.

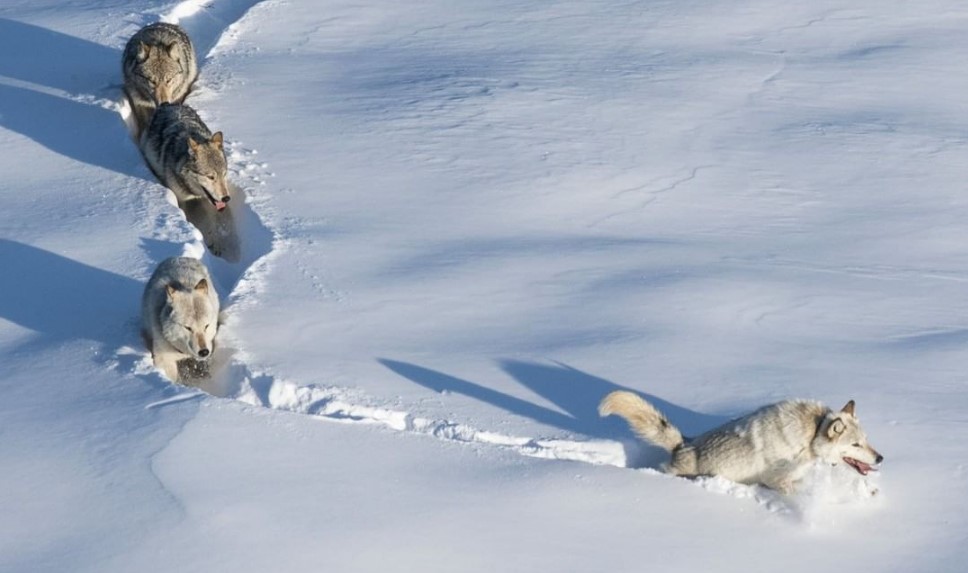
xmin=140 ymin=103 xmax=240 ymax=262
xmin=139 ymin=103 xmax=229 ymax=207
xmin=140 ymin=103 xmax=238 ymax=260
xmin=123 ymin=22 xmax=199 ymax=137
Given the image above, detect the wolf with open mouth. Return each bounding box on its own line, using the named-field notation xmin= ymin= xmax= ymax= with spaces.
xmin=600 ymin=392 xmax=883 ymax=493
xmin=140 ymin=102 xmax=232 ymax=213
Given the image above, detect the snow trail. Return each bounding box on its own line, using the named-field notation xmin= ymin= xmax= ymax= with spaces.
xmin=116 ymin=0 xmax=880 ymax=520
xmin=119 ymin=0 xmax=648 ymax=476
xmin=110 ymin=0 xmax=276 ymax=293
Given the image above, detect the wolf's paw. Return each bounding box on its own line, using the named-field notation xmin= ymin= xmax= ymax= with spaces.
xmin=177 ymin=357 xmax=212 ymax=382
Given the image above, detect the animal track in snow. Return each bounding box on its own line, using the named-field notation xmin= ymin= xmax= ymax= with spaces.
xmin=114 ymin=0 xmax=879 ymax=522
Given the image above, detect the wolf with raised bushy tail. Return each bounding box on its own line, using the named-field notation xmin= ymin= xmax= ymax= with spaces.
xmin=599 ymin=391 xmax=883 ymax=493
xmin=122 ymin=22 xmax=198 ymax=137
xmin=142 ymin=257 xmax=220 ymax=383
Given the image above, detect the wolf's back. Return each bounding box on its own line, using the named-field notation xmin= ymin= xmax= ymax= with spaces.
xmin=599 ymin=391 xmax=684 ymax=452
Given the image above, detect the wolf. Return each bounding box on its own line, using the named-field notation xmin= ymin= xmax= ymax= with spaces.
xmin=140 ymin=102 xmax=237 ymax=258
xmin=142 ymin=257 xmax=220 ymax=383
xmin=122 ymin=22 xmax=198 ymax=137
xmin=599 ymin=391 xmax=883 ymax=493
xmin=140 ymin=103 xmax=231 ymax=211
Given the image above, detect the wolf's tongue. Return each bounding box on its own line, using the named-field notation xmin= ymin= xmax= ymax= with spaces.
xmin=845 ymin=457 xmax=874 ymax=476
xmin=215 ymin=201 xmax=226 ymax=211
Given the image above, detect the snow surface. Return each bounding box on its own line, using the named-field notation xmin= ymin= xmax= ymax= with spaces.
xmin=1 ymin=0 xmax=967 ymax=570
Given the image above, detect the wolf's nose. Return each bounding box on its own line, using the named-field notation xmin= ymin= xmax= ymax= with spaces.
xmin=875 ymin=454 xmax=884 ymax=464
xmin=221 ymin=196 xmax=231 ymax=203
xmin=198 ymin=348 xmax=210 ymax=358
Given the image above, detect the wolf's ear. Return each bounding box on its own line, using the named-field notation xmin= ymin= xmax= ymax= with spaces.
xmin=166 ymin=42 xmax=177 ymax=56
xmin=827 ymin=418 xmax=846 ymax=438
xmin=187 ymin=137 xmax=200 ymax=156
xmin=165 ymin=283 xmax=178 ymax=299
xmin=194 ymin=278 xmax=209 ymax=294
xmin=211 ymin=132 xmax=223 ymax=149
xmin=137 ymin=42 xmax=151 ymax=62
xmin=840 ymin=400 xmax=855 ymax=416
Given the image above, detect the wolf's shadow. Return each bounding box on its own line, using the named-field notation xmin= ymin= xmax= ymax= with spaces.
xmin=0 ymin=18 xmax=118 ymax=94
xmin=379 ymin=358 xmax=727 ymax=468
xmin=0 ymin=82 xmax=148 ymax=182
xmin=0 ymin=239 xmax=141 ymax=351
xmin=0 ymin=19 xmax=149 ymax=181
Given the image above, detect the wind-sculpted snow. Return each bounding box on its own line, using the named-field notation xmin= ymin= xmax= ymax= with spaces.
xmin=124 ymin=0 xmax=680 ymax=492
xmin=129 ymin=0 xmax=889 ymax=515
xmin=3 ymin=0 xmax=968 ymax=570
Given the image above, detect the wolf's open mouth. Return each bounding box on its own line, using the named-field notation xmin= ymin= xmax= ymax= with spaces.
xmin=202 ymin=188 xmax=229 ymax=211
xmin=843 ymin=457 xmax=876 ymax=476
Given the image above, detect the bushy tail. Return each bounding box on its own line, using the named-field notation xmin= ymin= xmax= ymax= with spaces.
xmin=599 ymin=391 xmax=684 ymax=452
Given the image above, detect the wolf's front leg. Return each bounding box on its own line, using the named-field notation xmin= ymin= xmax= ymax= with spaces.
xmin=152 ymin=347 xmax=183 ymax=383
xmin=758 ymin=461 xmax=800 ymax=494
xmin=180 ymin=199 xmax=240 ymax=262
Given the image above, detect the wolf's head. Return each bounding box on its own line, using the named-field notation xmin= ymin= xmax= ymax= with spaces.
xmin=136 ymin=41 xmax=189 ymax=104
xmin=812 ymin=400 xmax=883 ymax=476
xmin=161 ymin=278 xmax=219 ymax=360
xmin=185 ymin=133 xmax=231 ymax=211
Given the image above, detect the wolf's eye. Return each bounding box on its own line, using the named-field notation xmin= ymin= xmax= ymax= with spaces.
xmin=852 ymin=442 xmax=861 ymax=447
xmin=208 ymin=174 xmax=216 ymax=181
xmin=183 ymin=325 xmax=194 ymax=333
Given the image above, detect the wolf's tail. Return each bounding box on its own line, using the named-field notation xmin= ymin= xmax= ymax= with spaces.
xmin=599 ymin=391 xmax=684 ymax=452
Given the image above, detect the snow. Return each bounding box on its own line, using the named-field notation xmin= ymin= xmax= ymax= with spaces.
xmin=1 ymin=0 xmax=967 ymax=570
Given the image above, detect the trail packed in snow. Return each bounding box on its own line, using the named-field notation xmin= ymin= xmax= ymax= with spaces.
xmin=121 ymin=0 xmax=645 ymax=485
xmin=6 ymin=0 xmax=968 ymax=570
xmin=104 ymin=0 xmax=887 ymax=522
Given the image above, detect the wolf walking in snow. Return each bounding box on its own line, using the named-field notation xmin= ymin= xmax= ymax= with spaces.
xmin=140 ymin=103 xmax=230 ymax=210
xmin=142 ymin=257 xmax=221 ymax=383
xmin=122 ymin=22 xmax=198 ymax=137
xmin=599 ymin=391 xmax=883 ymax=493
xmin=140 ymin=102 xmax=238 ymax=260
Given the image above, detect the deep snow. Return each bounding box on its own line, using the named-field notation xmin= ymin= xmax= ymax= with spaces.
xmin=1 ymin=0 xmax=967 ymax=571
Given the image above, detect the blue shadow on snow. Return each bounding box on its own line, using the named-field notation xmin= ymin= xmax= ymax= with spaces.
xmin=0 ymin=239 xmax=141 ymax=348
xmin=0 ymin=18 xmax=119 ymax=94
xmin=0 ymin=19 xmax=146 ymax=180
xmin=498 ymin=359 xmax=723 ymax=439
xmin=0 ymin=82 xmax=147 ymax=180
xmin=379 ymin=358 xmax=727 ymax=467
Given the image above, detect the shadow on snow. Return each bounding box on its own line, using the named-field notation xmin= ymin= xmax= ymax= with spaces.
xmin=0 ymin=239 xmax=141 ymax=350
xmin=0 ymin=19 xmax=146 ymax=181
xmin=378 ymin=358 xmax=728 ymax=468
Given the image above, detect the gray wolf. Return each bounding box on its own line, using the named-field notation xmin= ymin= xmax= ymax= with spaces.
xmin=140 ymin=103 xmax=230 ymax=211
xmin=140 ymin=103 xmax=237 ymax=259
xmin=142 ymin=257 xmax=220 ymax=383
xmin=122 ymin=22 xmax=198 ymax=137
xmin=599 ymin=391 xmax=883 ymax=493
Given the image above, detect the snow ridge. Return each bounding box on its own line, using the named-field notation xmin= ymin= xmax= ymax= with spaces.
xmin=229 ymin=369 xmax=631 ymax=468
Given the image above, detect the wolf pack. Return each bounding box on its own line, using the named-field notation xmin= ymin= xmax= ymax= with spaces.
xmin=124 ymin=22 xmax=224 ymax=383
xmin=124 ymin=22 xmax=883 ymax=495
